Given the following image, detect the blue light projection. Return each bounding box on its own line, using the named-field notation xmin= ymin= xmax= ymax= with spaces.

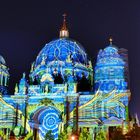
xmin=94 ymin=45 xmax=128 ymax=93
xmin=31 ymin=106 xmax=61 ymax=140
xmin=30 ymin=38 xmax=93 ymax=89
xmin=0 ymin=35 xmax=130 ymax=140
xmin=35 ymin=38 xmax=88 ymax=67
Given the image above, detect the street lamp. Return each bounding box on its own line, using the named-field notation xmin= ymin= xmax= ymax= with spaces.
xmin=70 ymin=135 xmax=75 ymax=140
xmin=71 ymin=135 xmax=75 ymax=140
xmin=70 ymin=134 xmax=78 ymax=140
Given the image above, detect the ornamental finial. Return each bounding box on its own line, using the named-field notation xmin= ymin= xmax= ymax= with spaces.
xmin=62 ymin=13 xmax=67 ymax=30
xmin=59 ymin=13 xmax=69 ymax=38
xmin=109 ymin=37 xmax=113 ymax=45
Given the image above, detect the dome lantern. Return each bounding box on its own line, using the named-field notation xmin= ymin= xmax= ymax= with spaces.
xmin=59 ymin=13 xmax=69 ymax=38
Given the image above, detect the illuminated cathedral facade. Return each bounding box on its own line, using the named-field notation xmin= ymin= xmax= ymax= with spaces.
xmin=0 ymin=15 xmax=130 ymax=140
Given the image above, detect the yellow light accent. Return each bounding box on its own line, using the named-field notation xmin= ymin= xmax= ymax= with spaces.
xmin=0 ymin=97 xmax=31 ymax=132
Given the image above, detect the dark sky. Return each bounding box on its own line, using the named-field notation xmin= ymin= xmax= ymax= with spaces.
xmin=0 ymin=1 xmax=140 ymax=118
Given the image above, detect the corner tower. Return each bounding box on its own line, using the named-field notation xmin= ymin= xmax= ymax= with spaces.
xmin=0 ymin=55 xmax=9 ymax=95
xmin=94 ymin=38 xmax=128 ymax=93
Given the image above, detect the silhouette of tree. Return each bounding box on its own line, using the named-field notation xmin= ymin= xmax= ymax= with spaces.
xmin=79 ymin=128 xmax=91 ymax=140
xmin=96 ymin=130 xmax=106 ymax=140
xmin=58 ymin=130 xmax=68 ymax=140
xmin=127 ymin=122 xmax=140 ymax=139
xmin=110 ymin=127 xmax=125 ymax=140
xmin=45 ymin=130 xmax=54 ymax=140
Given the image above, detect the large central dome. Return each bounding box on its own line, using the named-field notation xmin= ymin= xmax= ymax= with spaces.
xmin=35 ymin=38 xmax=88 ymax=67
xmin=30 ymin=14 xmax=93 ymax=89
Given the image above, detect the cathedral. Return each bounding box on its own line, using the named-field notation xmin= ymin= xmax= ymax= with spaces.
xmin=0 ymin=15 xmax=131 ymax=140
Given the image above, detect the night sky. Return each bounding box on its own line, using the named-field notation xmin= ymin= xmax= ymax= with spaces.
xmin=0 ymin=1 xmax=139 ymax=118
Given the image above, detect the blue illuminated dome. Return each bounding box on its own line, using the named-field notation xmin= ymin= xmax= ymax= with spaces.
xmin=35 ymin=38 xmax=88 ymax=67
xmin=30 ymin=15 xmax=93 ymax=88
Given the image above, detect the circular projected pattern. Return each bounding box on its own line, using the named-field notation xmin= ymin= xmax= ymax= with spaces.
xmin=43 ymin=113 xmax=58 ymax=129
xmin=38 ymin=106 xmax=61 ymax=140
